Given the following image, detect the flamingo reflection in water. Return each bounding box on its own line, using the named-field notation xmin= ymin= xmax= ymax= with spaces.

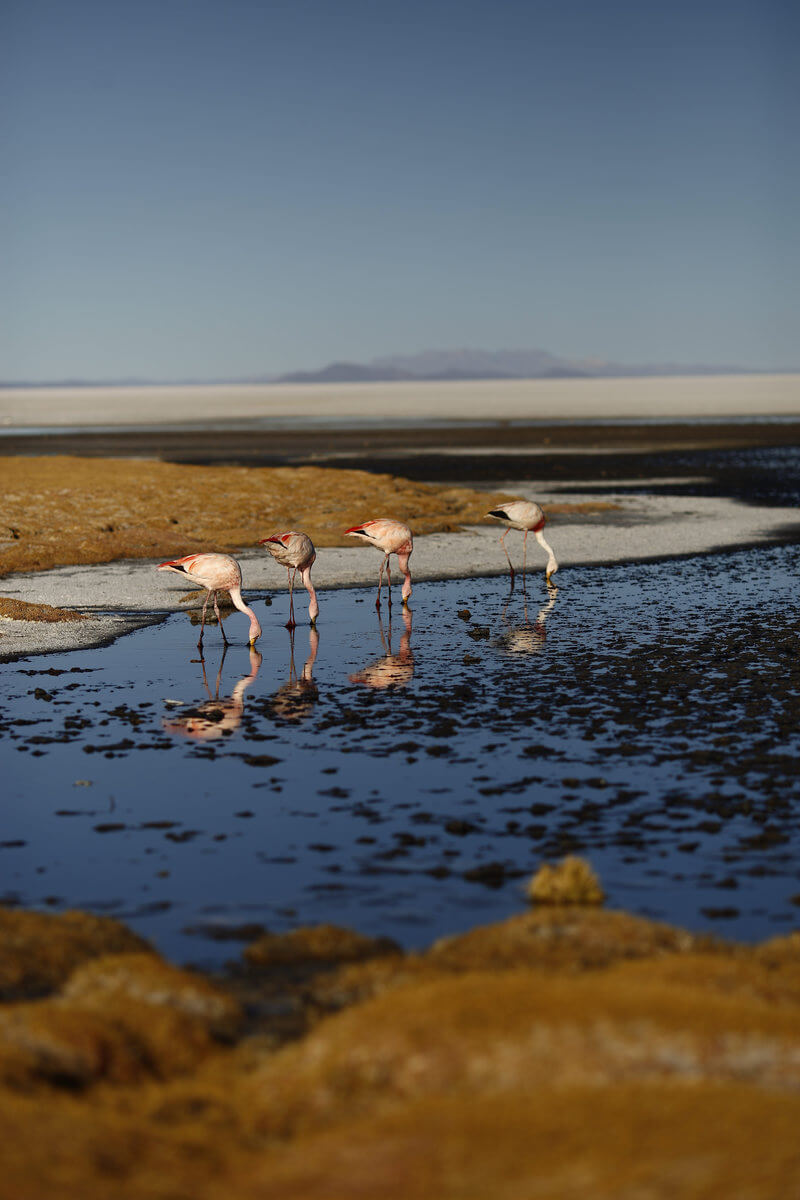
xmin=162 ymin=647 xmax=262 ymax=740
xmin=496 ymin=582 xmax=559 ymax=656
xmin=270 ymin=628 xmax=320 ymax=722
xmin=350 ymin=608 xmax=414 ymax=689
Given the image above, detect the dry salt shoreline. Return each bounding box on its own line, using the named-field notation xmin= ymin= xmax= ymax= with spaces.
xmin=2 ymin=373 xmax=799 ymax=427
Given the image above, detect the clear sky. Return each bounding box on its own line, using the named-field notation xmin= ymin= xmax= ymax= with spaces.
xmin=2 ymin=0 xmax=797 ymax=380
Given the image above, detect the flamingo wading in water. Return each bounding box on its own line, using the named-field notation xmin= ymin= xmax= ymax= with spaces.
xmin=344 ymin=519 xmax=413 ymax=608
xmin=157 ymin=552 xmax=262 ymax=648
xmin=485 ymin=500 xmax=558 ymax=586
xmin=259 ymin=531 xmax=319 ymax=628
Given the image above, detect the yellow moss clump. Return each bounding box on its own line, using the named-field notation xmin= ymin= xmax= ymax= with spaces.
xmin=526 ymin=855 xmax=606 ymax=906
xmin=0 ymin=954 xmax=243 ymax=1090
xmin=62 ymin=954 xmax=242 ymax=1040
xmin=0 ymin=597 xmax=87 ymax=622
xmin=0 ymin=996 xmax=221 ymax=1089
xmin=0 ymin=908 xmax=152 ymax=1001
xmin=244 ymin=924 xmax=400 ymax=968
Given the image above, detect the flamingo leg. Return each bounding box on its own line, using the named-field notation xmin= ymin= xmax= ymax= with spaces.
xmin=198 ymin=589 xmax=212 ymax=648
xmin=376 ymin=556 xmax=387 ymax=609
xmin=386 ymin=559 xmax=393 ymax=609
xmin=500 ymin=530 xmax=515 ymax=587
xmin=214 ymin=592 xmax=229 ymax=644
xmin=522 ymin=531 xmax=528 ymax=592
xmin=286 ymin=567 xmax=297 ymax=629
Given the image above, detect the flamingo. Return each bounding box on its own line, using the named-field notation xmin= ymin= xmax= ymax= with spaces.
xmin=156 ymin=552 xmax=262 ymax=648
xmin=344 ymin=518 xmax=413 ymax=608
xmin=485 ymin=500 xmax=558 ymax=586
xmin=259 ymin=531 xmax=318 ymax=628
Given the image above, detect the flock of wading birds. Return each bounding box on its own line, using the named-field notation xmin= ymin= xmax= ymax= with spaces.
xmin=157 ymin=500 xmax=559 ymax=648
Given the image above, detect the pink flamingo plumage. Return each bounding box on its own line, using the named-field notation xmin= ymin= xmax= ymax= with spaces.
xmin=259 ymin=531 xmax=319 ymax=628
xmin=344 ymin=518 xmax=413 ymax=608
xmin=157 ymin=552 xmax=262 ymax=648
xmin=485 ymin=500 xmax=558 ymax=586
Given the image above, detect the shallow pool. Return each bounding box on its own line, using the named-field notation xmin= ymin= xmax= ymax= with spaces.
xmin=3 ymin=544 xmax=800 ymax=965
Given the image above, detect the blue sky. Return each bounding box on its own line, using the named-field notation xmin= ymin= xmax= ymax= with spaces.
xmin=2 ymin=0 xmax=797 ymax=380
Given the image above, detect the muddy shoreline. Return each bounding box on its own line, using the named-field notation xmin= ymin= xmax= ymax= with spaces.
xmin=5 ymin=417 xmax=800 ymax=472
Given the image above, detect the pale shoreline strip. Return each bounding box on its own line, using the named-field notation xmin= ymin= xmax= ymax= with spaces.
xmin=2 ymin=374 xmax=799 ymax=429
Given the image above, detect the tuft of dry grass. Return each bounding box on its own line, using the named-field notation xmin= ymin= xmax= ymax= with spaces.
xmin=526 ymin=855 xmax=606 ymax=906
xmin=0 ymin=597 xmax=87 ymax=623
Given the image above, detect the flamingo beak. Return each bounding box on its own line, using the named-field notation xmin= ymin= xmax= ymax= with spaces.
xmin=259 ymin=537 xmax=282 ymax=547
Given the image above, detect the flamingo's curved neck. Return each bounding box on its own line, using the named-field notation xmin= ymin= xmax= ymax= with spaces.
xmin=229 ymin=585 xmax=262 ymax=643
xmin=534 ymin=530 xmax=558 ymax=579
xmin=301 ymin=567 xmax=319 ymax=623
xmin=398 ymin=553 xmax=412 ymax=603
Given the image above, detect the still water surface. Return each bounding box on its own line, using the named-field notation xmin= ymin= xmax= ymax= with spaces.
xmin=3 ymin=545 xmax=800 ymax=965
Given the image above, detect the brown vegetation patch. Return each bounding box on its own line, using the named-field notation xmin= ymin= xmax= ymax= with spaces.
xmin=243 ymin=923 xmax=400 ymax=968
xmin=2 ymin=904 xmax=800 ymax=1197
xmin=526 ymin=854 xmax=606 ymax=905
xmin=0 ymin=908 xmax=151 ymax=1001
xmin=0 ymin=596 xmax=87 ymax=622
xmin=0 ymin=456 xmax=611 ymax=579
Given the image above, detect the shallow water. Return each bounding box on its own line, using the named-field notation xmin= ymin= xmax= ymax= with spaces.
xmin=3 ymin=545 xmax=800 ymax=965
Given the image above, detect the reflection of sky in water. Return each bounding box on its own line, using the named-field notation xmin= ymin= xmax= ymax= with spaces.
xmin=2 ymin=542 xmax=800 ymax=966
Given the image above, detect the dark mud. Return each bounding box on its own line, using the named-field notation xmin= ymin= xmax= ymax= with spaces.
xmin=2 ymin=543 xmax=799 ymax=965
xmin=321 ymin=441 xmax=800 ymax=509
xmin=7 ymin=421 xmax=800 ymax=517
xmin=5 ymin=419 xmax=800 ymax=484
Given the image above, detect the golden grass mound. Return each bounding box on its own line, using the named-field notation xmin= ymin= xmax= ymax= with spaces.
xmin=526 ymin=854 xmax=606 ymax=905
xmin=243 ymin=923 xmax=400 ymax=967
xmin=0 ymin=455 xmax=613 ymax=579
xmin=0 ymin=455 xmax=501 ymax=578
xmin=0 ymin=908 xmax=151 ymax=1001
xmin=0 ymin=597 xmax=87 ymax=622
xmin=3 ymin=904 xmax=799 ymax=1198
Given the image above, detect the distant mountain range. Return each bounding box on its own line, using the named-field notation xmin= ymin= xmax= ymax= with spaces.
xmin=271 ymin=348 xmax=777 ymax=385
xmin=3 ymin=348 xmax=793 ymax=389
